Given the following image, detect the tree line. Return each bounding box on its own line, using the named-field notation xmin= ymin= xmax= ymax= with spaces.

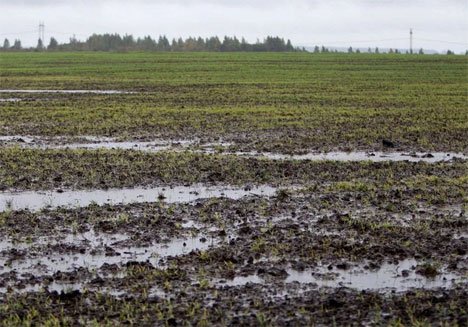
xmin=1 ymin=34 xmax=299 ymax=52
xmin=2 ymin=34 xmax=463 ymax=54
xmin=313 ymin=45 xmax=462 ymax=55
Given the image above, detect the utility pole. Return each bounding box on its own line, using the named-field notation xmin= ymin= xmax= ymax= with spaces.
xmin=38 ymin=22 xmax=45 ymax=43
xmin=410 ymin=28 xmax=413 ymax=54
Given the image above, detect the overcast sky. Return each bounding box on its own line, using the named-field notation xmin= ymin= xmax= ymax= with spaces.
xmin=0 ymin=0 xmax=467 ymax=52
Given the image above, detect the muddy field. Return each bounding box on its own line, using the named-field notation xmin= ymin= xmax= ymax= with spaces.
xmin=0 ymin=53 xmax=467 ymax=325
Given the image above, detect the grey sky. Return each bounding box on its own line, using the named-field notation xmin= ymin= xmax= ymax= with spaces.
xmin=1 ymin=0 xmax=467 ymax=52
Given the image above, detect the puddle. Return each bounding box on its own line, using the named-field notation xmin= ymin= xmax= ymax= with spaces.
xmin=218 ymin=260 xmax=465 ymax=292
xmin=61 ymin=229 xmax=129 ymax=246
xmin=0 ymin=98 xmax=22 ymax=102
xmin=57 ymin=141 xmax=172 ymax=152
xmin=0 ymin=135 xmax=36 ymax=143
xmin=0 ymin=228 xmax=220 ymax=282
xmin=0 ymin=280 xmax=147 ymax=297
xmin=453 ymin=233 xmax=468 ymax=240
xmin=63 ymin=136 xmax=195 ymax=147
xmin=220 ymin=275 xmax=264 ymax=287
xmin=0 ymin=135 xmax=466 ymax=163
xmin=1 ymin=135 xmax=466 ymax=163
xmin=0 ymin=184 xmax=278 ymax=212
xmin=236 ymin=151 xmax=467 ymax=163
xmin=0 ymin=239 xmax=35 ymax=251
xmin=148 ymin=287 xmax=167 ymax=298
xmin=285 ymin=260 xmax=464 ymax=291
xmin=1 ymin=230 xmax=126 ymax=253
xmin=181 ymin=220 xmax=205 ymax=229
xmin=1 ymin=235 xmax=216 ymax=276
xmin=0 ymin=136 xmax=197 ymax=152
xmin=0 ymin=89 xmax=134 ymax=94
xmin=54 ymin=137 xmax=196 ymax=151
xmin=0 ymin=281 xmax=85 ymax=296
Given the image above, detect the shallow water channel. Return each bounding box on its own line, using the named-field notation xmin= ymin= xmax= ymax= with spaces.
xmin=0 ymin=184 xmax=278 ymax=212
xmin=1 ymin=136 xmax=466 ymax=163
xmin=218 ymin=260 xmax=465 ymax=292
xmin=240 ymin=151 xmax=467 ymax=163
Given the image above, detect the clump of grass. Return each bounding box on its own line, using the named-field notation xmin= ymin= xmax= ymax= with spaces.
xmin=276 ymin=188 xmax=291 ymax=202
xmin=327 ymin=181 xmax=373 ymax=193
xmin=416 ymin=262 xmax=440 ymax=278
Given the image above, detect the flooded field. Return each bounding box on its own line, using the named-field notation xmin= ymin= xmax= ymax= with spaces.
xmin=1 ymin=136 xmax=466 ymax=162
xmin=0 ymin=52 xmax=466 ymax=325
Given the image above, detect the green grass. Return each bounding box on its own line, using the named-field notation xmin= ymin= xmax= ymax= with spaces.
xmin=0 ymin=52 xmax=467 ymax=152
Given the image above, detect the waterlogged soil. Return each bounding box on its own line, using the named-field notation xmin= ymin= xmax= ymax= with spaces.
xmin=0 ymin=184 xmax=278 ymax=211
xmin=218 ymin=259 xmax=464 ymax=292
xmin=0 ymin=180 xmax=466 ymax=325
xmin=0 ymin=134 xmax=466 ymax=325
xmin=1 ymin=86 xmax=467 ymax=153
xmin=1 ymin=135 xmax=467 ymax=162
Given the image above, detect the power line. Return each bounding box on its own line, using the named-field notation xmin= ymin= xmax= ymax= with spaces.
xmin=47 ymin=31 xmax=89 ymax=38
xmin=0 ymin=31 xmax=37 ymax=36
xmin=302 ymin=35 xmax=467 ymax=51
xmin=303 ymin=37 xmax=408 ymax=46
xmin=38 ymin=22 xmax=45 ymax=43
xmin=415 ymin=38 xmax=468 ymax=45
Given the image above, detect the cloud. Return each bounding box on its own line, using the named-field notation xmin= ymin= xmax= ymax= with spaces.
xmin=1 ymin=0 xmax=465 ymax=5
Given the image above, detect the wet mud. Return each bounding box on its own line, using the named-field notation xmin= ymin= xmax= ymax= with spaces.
xmin=0 ymin=181 xmax=466 ymax=324
xmin=0 ymin=135 xmax=466 ymax=325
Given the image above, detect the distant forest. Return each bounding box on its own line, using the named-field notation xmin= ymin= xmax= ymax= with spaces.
xmin=1 ymin=34 xmax=301 ymax=52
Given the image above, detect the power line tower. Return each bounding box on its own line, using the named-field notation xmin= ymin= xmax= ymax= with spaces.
xmin=38 ymin=22 xmax=45 ymax=43
xmin=410 ymin=28 xmax=413 ymax=54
